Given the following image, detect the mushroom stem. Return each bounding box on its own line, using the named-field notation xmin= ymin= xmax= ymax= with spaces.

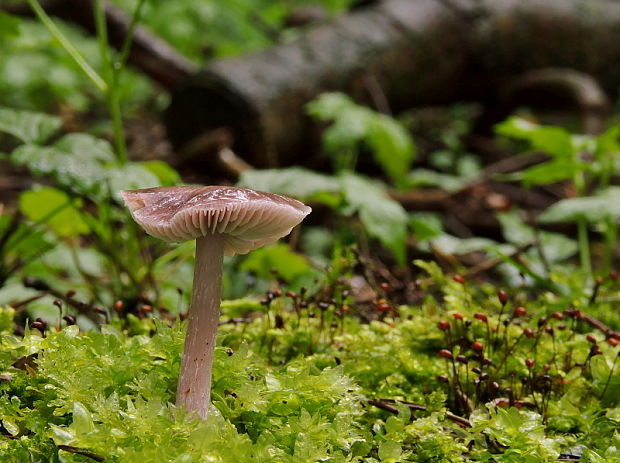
xmin=176 ymin=233 xmax=225 ymax=419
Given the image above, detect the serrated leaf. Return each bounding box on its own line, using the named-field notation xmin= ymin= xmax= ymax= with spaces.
xmin=0 ymin=107 xmax=61 ymax=144
xmin=340 ymin=173 xmax=407 ymax=265
xmin=19 ymin=186 xmax=89 ymax=237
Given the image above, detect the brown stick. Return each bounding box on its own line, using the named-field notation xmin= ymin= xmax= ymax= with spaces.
xmin=57 ymin=445 xmax=105 ymax=462
xmin=367 ymin=398 xmax=471 ymax=428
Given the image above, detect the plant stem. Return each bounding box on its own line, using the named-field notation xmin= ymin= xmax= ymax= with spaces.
xmin=93 ymin=0 xmax=128 ymax=164
xmin=116 ymin=0 xmax=147 ymax=70
xmin=603 ymin=218 xmax=617 ymax=274
xmin=27 ymin=0 xmax=107 ymax=93
xmin=577 ymin=218 xmax=592 ymax=277
xmin=176 ymin=234 xmax=224 ymax=419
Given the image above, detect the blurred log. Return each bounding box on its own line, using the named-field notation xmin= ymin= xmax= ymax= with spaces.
xmin=165 ymin=0 xmax=620 ymax=168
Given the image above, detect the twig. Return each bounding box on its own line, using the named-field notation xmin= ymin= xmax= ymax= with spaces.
xmin=57 ymin=445 xmax=105 ymax=462
xmin=218 ymin=317 xmax=252 ymax=325
xmin=367 ymin=398 xmax=471 ymax=428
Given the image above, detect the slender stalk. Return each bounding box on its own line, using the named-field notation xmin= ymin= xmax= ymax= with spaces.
xmin=116 ymin=0 xmax=148 ymax=70
xmin=93 ymin=0 xmax=128 ymax=164
xmin=603 ymin=218 xmax=617 ymax=274
xmin=577 ymin=218 xmax=592 ymax=277
xmin=26 ymin=0 xmax=107 ymax=92
xmin=176 ymin=234 xmax=225 ymax=419
xmin=573 ymin=162 xmax=591 ymax=278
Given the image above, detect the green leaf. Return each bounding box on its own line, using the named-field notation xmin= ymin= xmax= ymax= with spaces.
xmin=539 ymin=187 xmax=620 ymax=223
xmin=106 ymin=164 xmax=161 ymax=200
xmin=307 ymin=92 xmax=415 ymax=185
xmin=497 ymin=211 xmax=577 ymax=262
xmin=367 ymin=114 xmax=416 ymax=187
xmin=72 ymin=402 xmax=95 ymax=433
xmin=141 ymin=160 xmax=181 ymax=185
xmin=340 ymin=173 xmax=408 ymax=265
xmin=10 ymin=144 xmax=102 ymax=195
xmin=409 ymin=212 xmax=443 ymax=241
xmin=406 ymin=169 xmax=468 ymax=192
xmin=0 ymin=12 xmax=20 ymax=43
xmin=238 ymin=167 xmax=340 ymax=199
xmin=429 ymin=234 xmax=497 ymax=255
xmin=496 ymin=116 xmax=573 ymax=158
xmin=19 ymin=186 xmax=89 ymax=237
xmin=378 ymin=440 xmax=402 ymax=462
xmin=0 ymin=107 xmax=61 ymax=144
xmin=240 ymin=244 xmax=314 ymax=282
xmin=521 ymin=159 xmax=581 ymax=186
xmin=54 ymin=133 xmax=116 ymax=163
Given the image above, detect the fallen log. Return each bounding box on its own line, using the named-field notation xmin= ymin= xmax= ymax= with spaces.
xmin=165 ymin=0 xmax=620 ymax=169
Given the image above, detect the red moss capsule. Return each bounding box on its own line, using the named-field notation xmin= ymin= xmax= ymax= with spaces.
xmin=525 ymin=358 xmax=535 ymax=369
xmin=497 ymin=290 xmax=508 ymax=306
xmin=471 ymin=342 xmax=484 ymax=352
xmin=285 ymin=291 xmax=297 ymax=298
xmin=523 ymin=328 xmax=535 ymax=338
xmin=452 ymin=313 xmax=464 ymax=320
xmin=456 ymin=355 xmax=468 ymax=364
xmin=376 ymin=303 xmax=390 ymax=312
xmin=474 ymin=313 xmax=488 ymax=322
xmin=437 ymin=375 xmax=449 ymax=383
xmin=438 ymin=349 xmax=453 ymax=359
xmin=113 ymin=300 xmax=124 ymax=313
xmin=453 ymin=275 xmax=465 ymax=284
xmin=380 ymin=282 xmax=391 ymax=291
xmin=550 ymin=312 xmax=564 ymax=320
xmin=437 ymin=321 xmax=450 ymax=331
xmin=514 ymin=306 xmax=527 ymax=317
xmin=141 ymin=305 xmax=153 ymax=313
xmin=586 ymin=335 xmax=597 ymax=344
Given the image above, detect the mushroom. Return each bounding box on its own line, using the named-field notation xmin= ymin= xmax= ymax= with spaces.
xmin=121 ymin=185 xmax=311 ymax=419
